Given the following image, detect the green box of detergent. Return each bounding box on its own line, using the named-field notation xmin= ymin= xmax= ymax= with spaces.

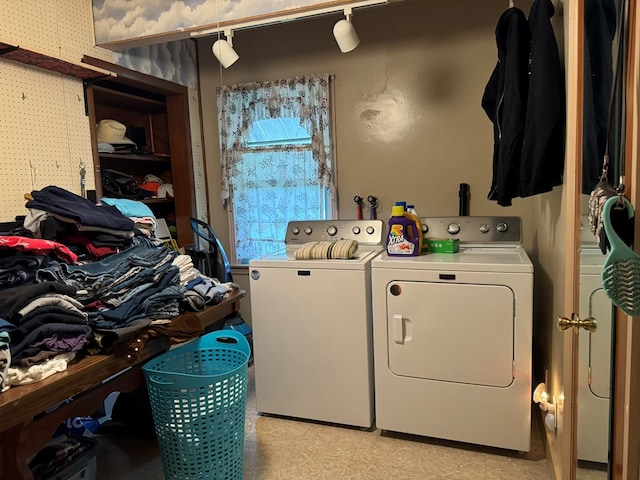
xmin=423 ymin=238 xmax=460 ymax=254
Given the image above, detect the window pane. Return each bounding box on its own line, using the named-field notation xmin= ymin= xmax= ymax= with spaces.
xmin=248 ymin=117 xmax=311 ymax=145
xmin=231 ymin=148 xmax=330 ymax=264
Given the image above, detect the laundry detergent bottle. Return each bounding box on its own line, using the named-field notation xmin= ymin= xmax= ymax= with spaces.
xmin=404 ymin=205 xmax=424 ymax=253
xmin=387 ymin=205 xmax=421 ymax=256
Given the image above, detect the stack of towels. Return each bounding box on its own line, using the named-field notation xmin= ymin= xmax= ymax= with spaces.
xmin=294 ymin=239 xmax=358 ymax=260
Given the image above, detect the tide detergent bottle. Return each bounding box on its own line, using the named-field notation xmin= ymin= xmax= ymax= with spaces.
xmin=387 ymin=205 xmax=422 ymax=256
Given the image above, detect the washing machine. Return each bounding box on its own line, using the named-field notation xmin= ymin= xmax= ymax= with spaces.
xmin=249 ymin=219 xmax=385 ymax=428
xmin=577 ymin=219 xmax=612 ymax=463
xmin=371 ymin=216 xmax=534 ymax=452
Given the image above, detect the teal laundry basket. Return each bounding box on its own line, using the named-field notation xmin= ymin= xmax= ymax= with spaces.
xmin=142 ymin=330 xmax=250 ymax=480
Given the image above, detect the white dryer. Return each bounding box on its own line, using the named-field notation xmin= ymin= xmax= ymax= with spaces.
xmin=249 ymin=219 xmax=384 ymax=428
xmin=577 ymin=223 xmax=612 ymax=464
xmin=371 ymin=216 xmax=533 ymax=452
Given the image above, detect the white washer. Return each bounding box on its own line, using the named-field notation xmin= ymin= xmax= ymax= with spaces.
xmin=249 ymin=219 xmax=385 ymax=428
xmin=371 ymin=216 xmax=533 ymax=452
xmin=577 ymin=220 xmax=612 ymax=463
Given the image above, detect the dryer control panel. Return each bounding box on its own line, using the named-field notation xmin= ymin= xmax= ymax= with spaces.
xmin=420 ymin=216 xmax=522 ymax=244
xmin=285 ymin=220 xmax=384 ymax=246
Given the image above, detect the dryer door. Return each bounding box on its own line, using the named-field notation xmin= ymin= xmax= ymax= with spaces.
xmin=588 ymin=287 xmax=612 ymax=399
xmin=386 ymin=281 xmax=515 ymax=387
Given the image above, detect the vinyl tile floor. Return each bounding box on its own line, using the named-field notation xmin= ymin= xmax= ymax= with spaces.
xmin=95 ymin=365 xmax=559 ymax=480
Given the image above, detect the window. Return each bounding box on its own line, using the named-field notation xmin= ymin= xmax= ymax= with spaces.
xmin=217 ymin=75 xmax=336 ymax=264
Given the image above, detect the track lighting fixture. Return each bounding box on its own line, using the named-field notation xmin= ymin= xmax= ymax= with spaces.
xmin=212 ymin=29 xmax=239 ymax=68
xmin=333 ymin=7 xmax=360 ymax=53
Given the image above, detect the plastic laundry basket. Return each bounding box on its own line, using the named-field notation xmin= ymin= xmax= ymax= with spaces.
xmin=142 ymin=330 xmax=250 ymax=480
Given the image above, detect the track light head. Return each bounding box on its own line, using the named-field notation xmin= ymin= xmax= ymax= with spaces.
xmin=333 ymin=8 xmax=360 ymax=53
xmin=212 ymin=30 xmax=239 ymax=68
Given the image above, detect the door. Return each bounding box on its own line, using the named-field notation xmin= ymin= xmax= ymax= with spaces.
xmin=555 ymin=1 xmax=583 ymax=478
xmin=561 ymin=0 xmax=640 ymax=478
xmin=386 ymin=280 xmax=514 ymax=386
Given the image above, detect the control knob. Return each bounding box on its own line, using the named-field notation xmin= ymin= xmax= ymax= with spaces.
xmin=327 ymin=225 xmax=338 ymax=236
xmin=291 ymin=226 xmax=300 ymax=235
xmin=447 ymin=223 xmax=460 ymax=235
xmin=366 ymin=226 xmax=375 ymax=235
xmin=479 ymin=224 xmax=490 ymax=233
xmin=304 ymin=226 xmax=313 ymax=235
xmin=496 ymin=223 xmax=508 ymax=233
xmin=352 ymin=226 xmax=361 ymax=235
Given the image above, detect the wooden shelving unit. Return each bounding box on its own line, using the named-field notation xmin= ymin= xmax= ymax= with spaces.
xmin=0 ymin=43 xmax=196 ymax=247
xmin=83 ymin=56 xmax=196 ymax=247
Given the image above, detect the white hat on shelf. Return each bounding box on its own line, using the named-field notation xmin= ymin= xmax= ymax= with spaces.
xmin=96 ymin=119 xmax=136 ymax=146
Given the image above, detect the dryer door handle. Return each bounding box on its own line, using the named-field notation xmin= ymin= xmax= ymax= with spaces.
xmin=393 ymin=314 xmax=405 ymax=344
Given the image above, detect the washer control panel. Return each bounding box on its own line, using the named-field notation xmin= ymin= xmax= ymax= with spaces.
xmin=285 ymin=220 xmax=384 ymax=246
xmin=421 ymin=216 xmax=522 ymax=244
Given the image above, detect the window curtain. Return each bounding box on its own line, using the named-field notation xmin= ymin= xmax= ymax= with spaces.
xmin=216 ymin=74 xmax=336 ymax=206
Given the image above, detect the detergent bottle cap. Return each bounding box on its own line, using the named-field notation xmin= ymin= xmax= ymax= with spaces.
xmin=395 ymin=201 xmax=407 ymax=210
xmin=391 ymin=205 xmax=406 ymax=216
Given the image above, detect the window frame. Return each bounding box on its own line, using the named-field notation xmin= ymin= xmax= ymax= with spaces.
xmin=216 ymin=75 xmax=337 ymax=265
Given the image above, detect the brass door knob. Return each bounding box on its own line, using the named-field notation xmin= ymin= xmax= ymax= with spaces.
xmin=557 ymin=313 xmax=597 ymax=333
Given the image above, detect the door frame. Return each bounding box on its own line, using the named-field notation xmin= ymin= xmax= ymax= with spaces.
xmin=613 ymin=0 xmax=640 ymax=476
xmin=561 ymin=0 xmax=584 ymax=477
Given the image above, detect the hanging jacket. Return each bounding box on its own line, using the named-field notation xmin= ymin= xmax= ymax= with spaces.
xmin=482 ymin=7 xmax=531 ymax=207
xmin=583 ymin=0 xmax=617 ymax=194
xmin=520 ymin=0 xmax=566 ymax=198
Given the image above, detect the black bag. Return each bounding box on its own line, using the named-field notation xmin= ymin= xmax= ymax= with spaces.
xmin=101 ymin=169 xmax=139 ymax=198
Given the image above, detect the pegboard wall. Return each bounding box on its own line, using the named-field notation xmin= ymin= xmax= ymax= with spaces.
xmin=0 ymin=0 xmax=113 ymax=62
xmin=0 ymin=0 xmax=113 ymax=221
xmin=0 ymin=0 xmax=204 ymax=223
xmin=0 ymin=63 xmax=96 ymax=219
xmin=189 ymin=88 xmax=209 ymax=223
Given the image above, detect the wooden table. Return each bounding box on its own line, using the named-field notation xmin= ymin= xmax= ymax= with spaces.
xmin=0 ymin=289 xmax=245 ymax=480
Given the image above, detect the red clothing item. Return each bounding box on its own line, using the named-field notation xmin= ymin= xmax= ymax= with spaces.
xmin=0 ymin=236 xmax=78 ymax=264
xmin=63 ymin=234 xmax=118 ymax=259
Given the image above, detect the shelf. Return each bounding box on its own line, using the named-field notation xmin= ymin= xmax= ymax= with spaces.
xmin=93 ymin=84 xmax=166 ymax=113
xmin=99 ymin=152 xmax=171 ymax=163
xmin=141 ymin=198 xmax=174 ymax=205
xmin=0 ymin=40 xmax=113 ymax=81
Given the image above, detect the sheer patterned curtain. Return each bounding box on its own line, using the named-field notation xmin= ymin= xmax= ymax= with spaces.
xmin=216 ymin=74 xmax=336 ymax=263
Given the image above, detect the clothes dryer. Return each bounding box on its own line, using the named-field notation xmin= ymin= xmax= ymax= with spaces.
xmin=371 ymin=216 xmax=533 ymax=452
xmin=577 ymin=221 xmax=612 ymax=463
xmin=249 ymin=220 xmax=384 ymax=428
